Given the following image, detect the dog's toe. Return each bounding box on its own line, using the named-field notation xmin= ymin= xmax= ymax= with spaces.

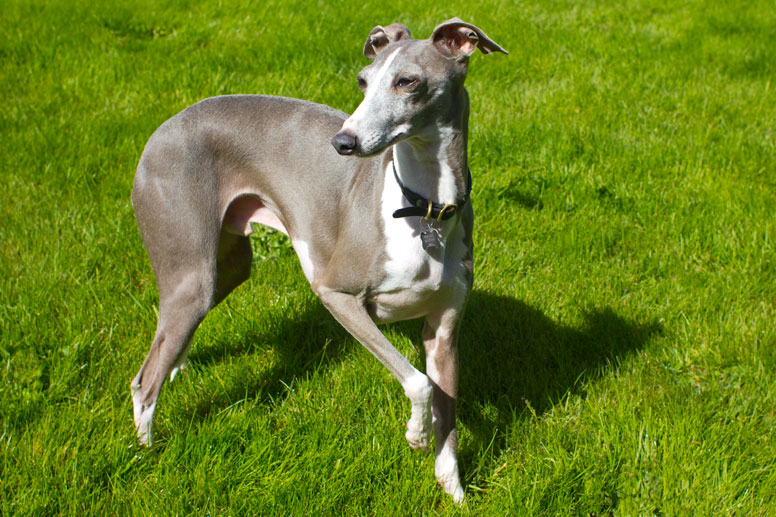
xmin=405 ymin=421 xmax=431 ymax=451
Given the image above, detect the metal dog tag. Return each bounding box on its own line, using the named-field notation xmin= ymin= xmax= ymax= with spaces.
xmin=420 ymin=226 xmax=441 ymax=251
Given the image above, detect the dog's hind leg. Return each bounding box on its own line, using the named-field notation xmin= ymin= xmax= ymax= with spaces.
xmin=130 ymin=148 xmax=257 ymax=442
xmin=130 ymin=224 xmax=255 ymax=444
xmin=131 ymin=265 xmax=212 ymax=444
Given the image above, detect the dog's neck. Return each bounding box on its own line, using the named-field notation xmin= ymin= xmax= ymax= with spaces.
xmin=392 ymin=91 xmax=469 ymax=207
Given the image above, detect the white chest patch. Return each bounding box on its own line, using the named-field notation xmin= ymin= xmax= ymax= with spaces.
xmin=370 ymin=162 xmax=469 ymax=321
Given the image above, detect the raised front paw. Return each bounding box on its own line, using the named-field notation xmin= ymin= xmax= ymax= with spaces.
xmin=405 ymin=418 xmax=431 ymax=452
xmin=403 ymin=373 xmax=433 ymax=452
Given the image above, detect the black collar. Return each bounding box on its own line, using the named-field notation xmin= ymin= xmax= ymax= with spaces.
xmin=391 ymin=161 xmax=472 ymax=221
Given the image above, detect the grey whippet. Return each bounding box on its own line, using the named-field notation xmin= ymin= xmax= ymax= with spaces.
xmin=131 ymin=18 xmax=506 ymax=502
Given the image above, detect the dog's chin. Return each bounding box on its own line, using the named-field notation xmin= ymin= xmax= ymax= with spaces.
xmin=354 ymin=133 xmax=406 ymax=157
xmin=352 ymin=147 xmax=384 ymax=158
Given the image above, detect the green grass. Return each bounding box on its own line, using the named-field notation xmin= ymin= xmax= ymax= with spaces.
xmin=2 ymin=0 xmax=775 ymax=514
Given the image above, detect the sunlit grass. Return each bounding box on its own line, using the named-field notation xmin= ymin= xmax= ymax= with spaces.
xmin=2 ymin=0 xmax=775 ymax=514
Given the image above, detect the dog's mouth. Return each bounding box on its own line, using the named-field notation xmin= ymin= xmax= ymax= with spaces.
xmin=332 ymin=129 xmax=407 ymax=158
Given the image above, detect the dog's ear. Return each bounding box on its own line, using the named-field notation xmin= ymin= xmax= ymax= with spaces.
xmin=363 ymin=23 xmax=412 ymax=59
xmin=431 ymin=18 xmax=508 ymax=59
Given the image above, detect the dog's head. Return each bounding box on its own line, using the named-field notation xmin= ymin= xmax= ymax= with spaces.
xmin=331 ymin=18 xmax=507 ymax=157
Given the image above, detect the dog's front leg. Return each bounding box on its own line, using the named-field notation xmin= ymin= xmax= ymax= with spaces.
xmin=315 ymin=287 xmax=433 ymax=451
xmin=423 ymin=307 xmax=465 ymax=503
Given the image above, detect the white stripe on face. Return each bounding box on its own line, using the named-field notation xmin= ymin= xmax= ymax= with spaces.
xmin=342 ymin=47 xmax=402 ymax=131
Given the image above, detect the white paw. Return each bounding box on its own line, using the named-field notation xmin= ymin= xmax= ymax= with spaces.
xmin=136 ymin=418 xmax=153 ymax=446
xmin=436 ymin=441 xmax=464 ymax=503
xmin=448 ymin=482 xmax=465 ymax=505
xmin=132 ymin=387 xmax=155 ymax=446
xmin=403 ymin=374 xmax=433 ymax=451
xmin=405 ymin=420 xmax=431 ymax=451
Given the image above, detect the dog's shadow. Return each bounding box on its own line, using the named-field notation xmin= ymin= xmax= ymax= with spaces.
xmin=182 ymin=288 xmax=660 ymax=484
xmin=181 ymin=299 xmax=354 ymax=420
xmin=456 ymin=291 xmax=661 ymax=472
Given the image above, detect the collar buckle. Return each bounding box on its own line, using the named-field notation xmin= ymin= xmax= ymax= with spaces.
xmin=436 ymin=203 xmax=456 ymax=222
xmin=391 ymin=161 xmax=471 ymax=221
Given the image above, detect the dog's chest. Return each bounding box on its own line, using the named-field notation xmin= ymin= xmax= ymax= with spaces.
xmin=368 ymin=167 xmax=469 ymax=322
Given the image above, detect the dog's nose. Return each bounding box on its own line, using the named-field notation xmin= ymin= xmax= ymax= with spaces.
xmin=331 ymin=131 xmax=357 ymax=155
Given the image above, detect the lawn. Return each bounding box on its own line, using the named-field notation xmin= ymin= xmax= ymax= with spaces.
xmin=1 ymin=0 xmax=775 ymax=514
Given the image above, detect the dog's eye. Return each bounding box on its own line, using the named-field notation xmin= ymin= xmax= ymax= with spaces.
xmin=357 ymin=77 xmax=367 ymax=89
xmin=396 ymin=77 xmax=416 ymax=88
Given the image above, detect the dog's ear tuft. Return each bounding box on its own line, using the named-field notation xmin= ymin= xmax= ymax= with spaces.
xmin=363 ymin=23 xmax=412 ymax=60
xmin=431 ymin=18 xmax=508 ymax=59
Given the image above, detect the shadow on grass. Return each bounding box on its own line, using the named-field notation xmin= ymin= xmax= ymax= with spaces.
xmin=177 ymin=300 xmax=353 ymax=422
xmin=457 ymin=291 xmax=662 ymax=473
xmin=170 ymin=287 xmax=660 ymax=480
xmin=495 ymin=184 xmax=543 ymax=210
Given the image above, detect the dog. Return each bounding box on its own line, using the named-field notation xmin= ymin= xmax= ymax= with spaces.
xmin=131 ymin=17 xmax=506 ymax=502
